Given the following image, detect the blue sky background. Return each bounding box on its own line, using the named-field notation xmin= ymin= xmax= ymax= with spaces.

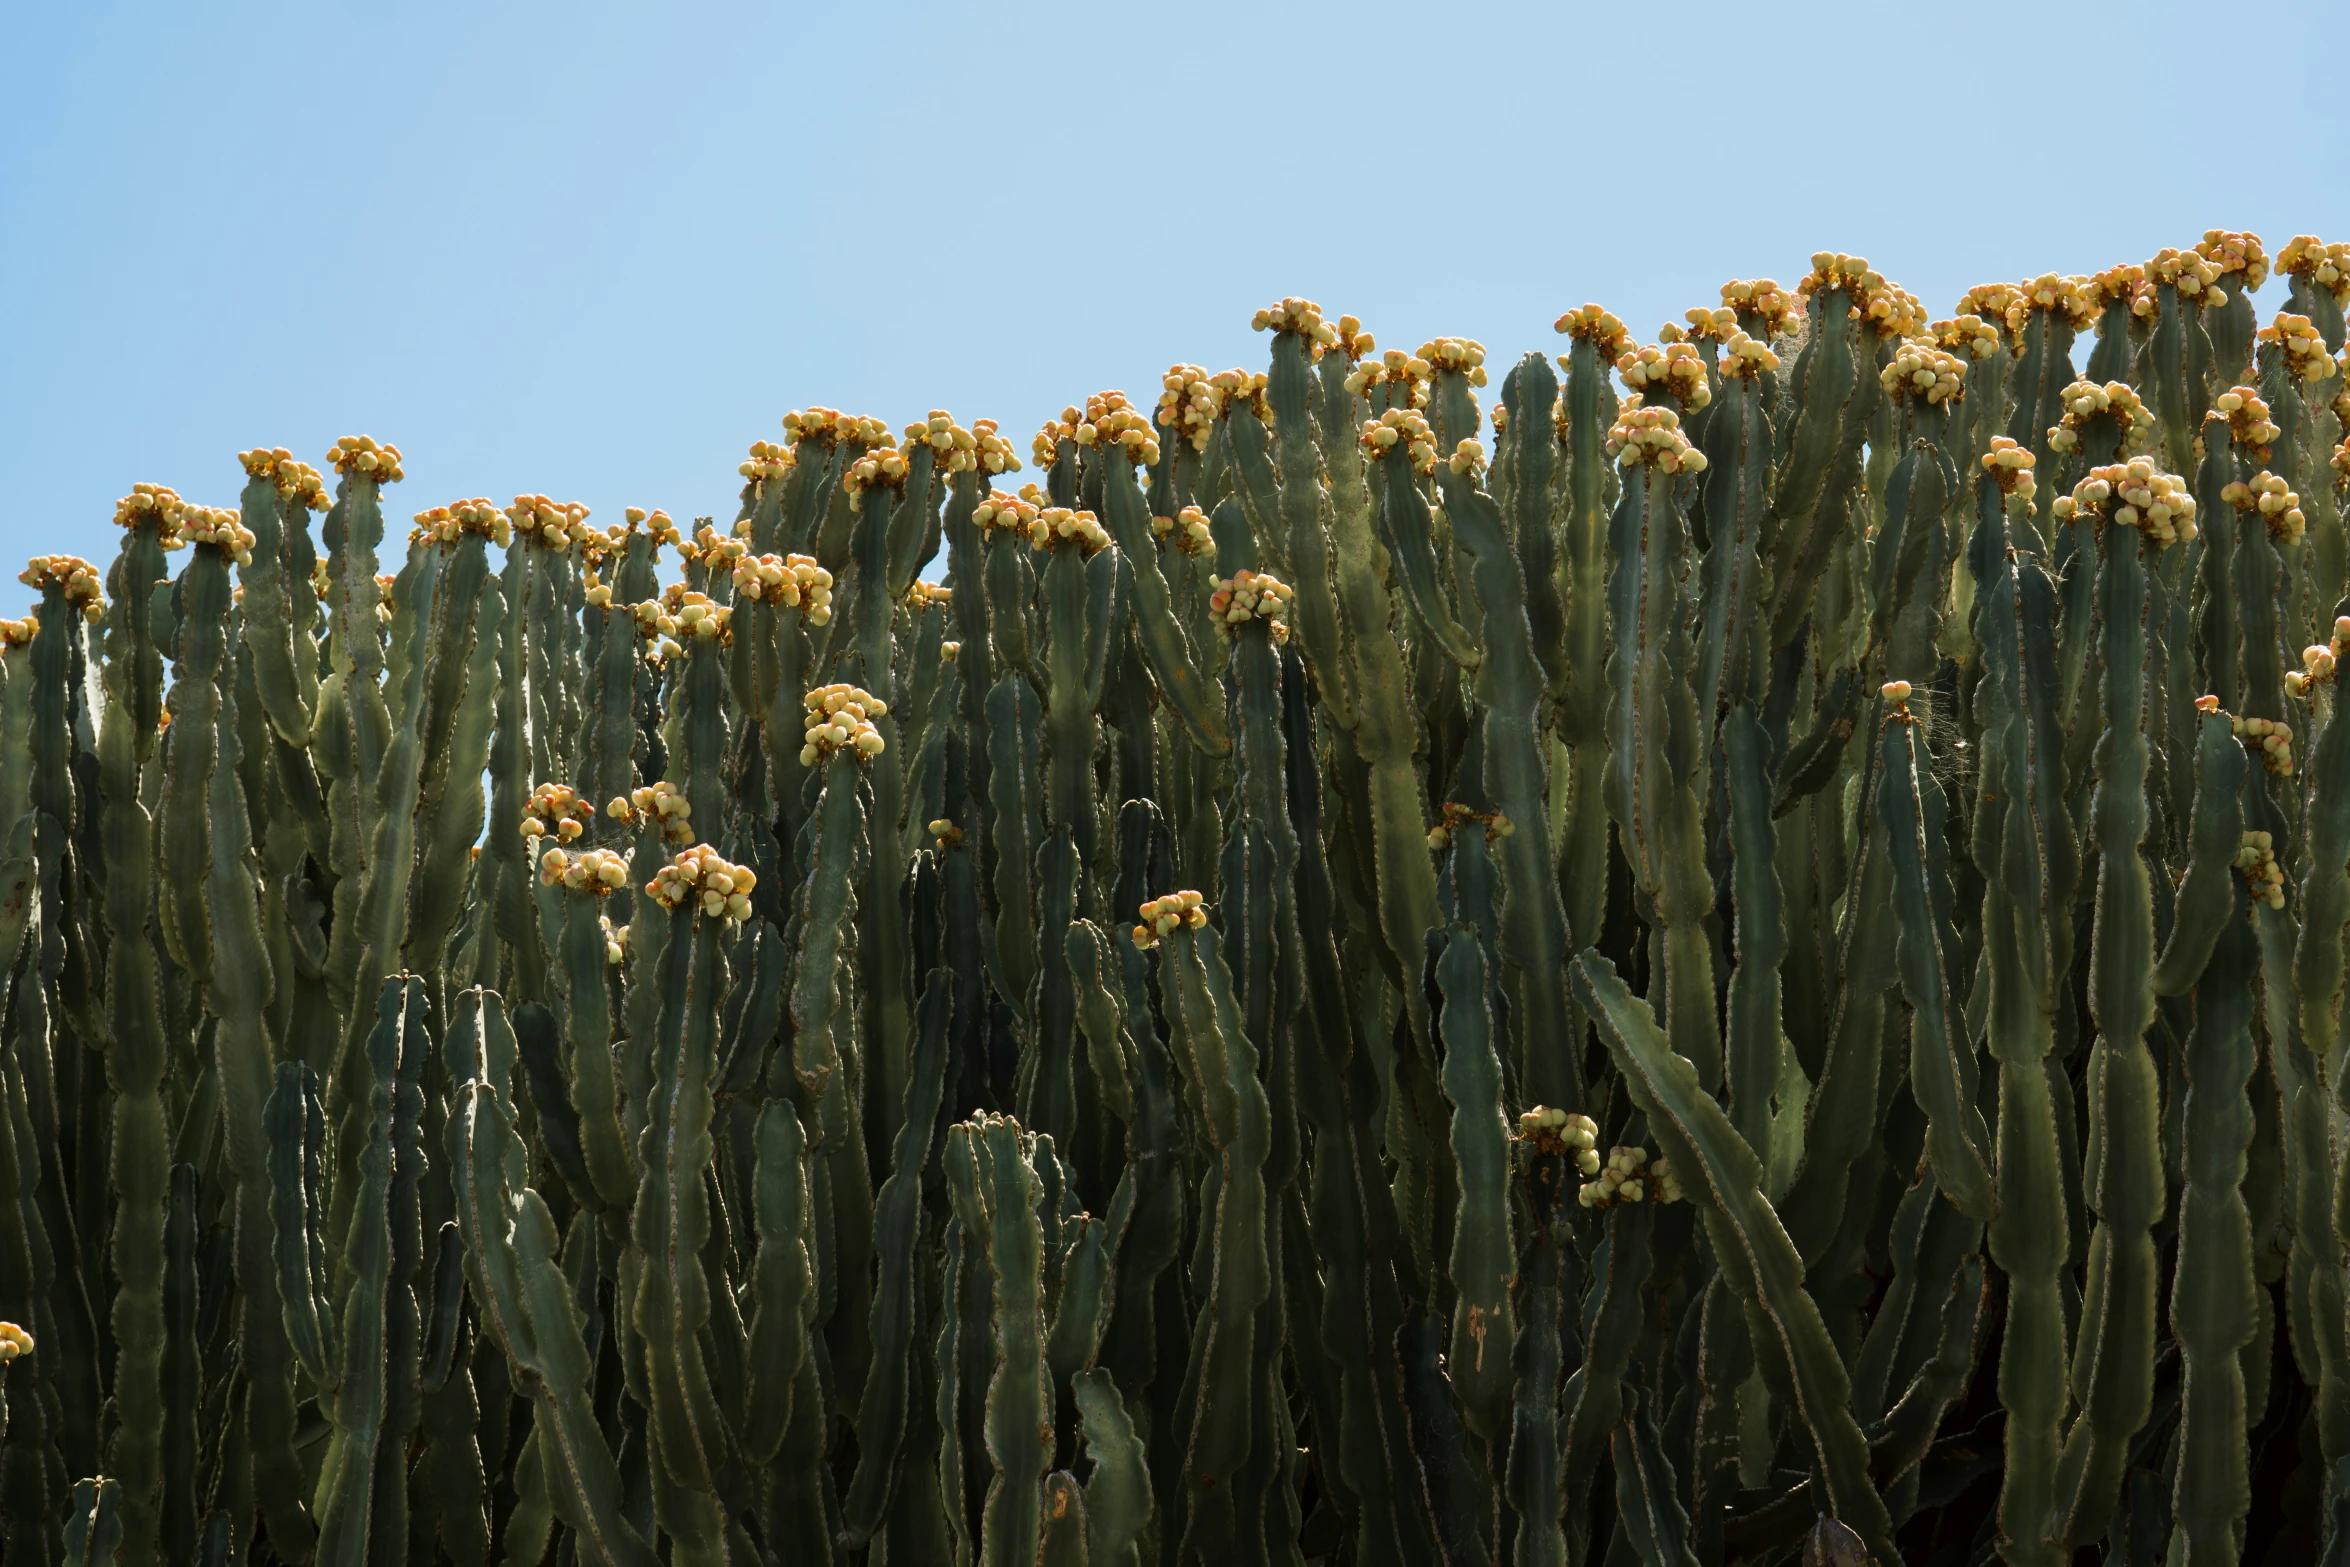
xmin=4 ymin=0 xmax=2343 ymax=592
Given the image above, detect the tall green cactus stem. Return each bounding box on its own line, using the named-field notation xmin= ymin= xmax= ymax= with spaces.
xmin=1876 ymin=695 xmax=1993 ymax=1219
xmin=2292 ymin=655 xmax=2350 ymax=1461
xmin=1606 ymin=447 xmax=1719 ymax=1086
xmin=1552 ymin=324 xmax=1617 ymax=959
xmin=1441 ymin=450 xmax=1580 ymax=1110
xmin=95 ymin=502 xmax=172 ymax=1562
xmin=2172 ymin=902 xmax=2260 ymax=1562
xmin=630 ymin=892 xmax=734 ymax=1559
xmin=792 ymin=747 xmax=868 ymax=1098
xmin=555 ymin=887 xmax=638 ymax=1212
xmin=1433 ymin=925 xmax=1517 ymax=1448
xmin=966 ymin=1113 xmax=1050 ymax=1567
xmin=1093 ymin=448 xmax=1229 ymax=757
xmin=2055 ymin=492 xmax=2170 ymax=1546
xmin=403 ymin=537 xmax=499 ymax=977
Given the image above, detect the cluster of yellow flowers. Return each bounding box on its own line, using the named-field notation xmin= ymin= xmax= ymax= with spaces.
xmin=1152 ymin=505 xmax=1215 ymax=556
xmin=1425 ymin=801 xmax=1516 ymax=851
xmin=1447 ymin=437 xmax=1487 ymax=482
xmin=843 ymin=441 xmax=911 ymax=503
xmin=1033 ymin=391 xmax=1163 ymax=470
xmin=644 ymin=844 xmax=758 ymax=923
xmin=1717 ymin=330 xmax=1782 ymax=381
xmin=2235 ymin=714 xmax=2294 ymax=775
xmin=1155 ymin=366 xmax=1270 ymax=447
xmin=625 ymin=505 xmax=683 ymax=550
xmin=2082 ymin=264 xmax=2146 ymax=317
xmin=602 ymin=913 xmax=628 ymax=965
xmin=2047 ymin=380 xmax=2150 ymax=455
xmin=1418 ymin=337 xmax=1489 ymax=388
xmin=1028 ymin=506 xmax=1112 ymax=555
xmin=1721 ymin=278 xmax=1802 ymax=340
xmin=904 ymin=578 xmax=951 ymax=611
xmin=1344 ymin=348 xmax=1434 ymax=406
xmin=538 ymin=845 xmax=630 ymax=894
xmin=521 ymin=781 xmax=596 ymax=842
xmin=1554 ymin=302 xmax=1634 ymax=359
xmin=1361 ymin=407 xmax=1439 ymax=474
xmin=611 ymin=779 xmax=695 ymax=842
xmin=325 ymin=434 xmax=404 ymax=482
xmin=0 ymin=1322 xmax=32 ymax=1362
xmin=2212 ymin=386 xmax=2282 ymax=458
xmin=1956 ymin=282 xmax=2022 ymax=337
xmin=741 ymin=439 xmax=795 ymax=484
xmin=1606 ymin=400 xmax=1708 ymax=474
xmin=972 ymin=488 xmax=1039 ymax=541
xmin=178 ymin=504 xmax=257 ymax=565
xmin=1617 ymin=340 xmax=1710 ymax=410
xmin=238 ymin=448 xmax=331 ymax=509
xmin=802 ymin=684 xmax=888 ymax=764
xmin=2195 ymin=229 xmax=2268 ymax=292
xmin=2050 ymin=460 xmax=2197 ymax=546
xmin=1662 ymin=305 xmax=1737 ymax=344
xmin=782 ymin=408 xmax=891 ymax=448
xmin=1799 ymin=253 xmax=1926 ymax=338
xmin=0 ymin=615 xmax=38 ymax=647
xmin=508 ymin=495 xmax=596 ymax=550
xmin=375 ymin=573 xmax=398 ymax=627
xmin=1251 ymin=296 xmax=1343 ymax=356
xmin=1130 ymin=889 xmax=1208 ymax=950
xmin=1881 ymin=340 xmax=1966 ymax=406
xmin=21 ymin=556 xmax=105 ymax=621
xmin=677 ymin=524 xmax=748 ymax=578
xmin=113 ymin=482 xmax=185 ymax=541
xmin=2236 ymin=830 xmax=2286 ymax=911
xmin=2223 ymin=471 xmax=2306 ymax=544
xmin=1881 ymin=680 xmax=1915 ymax=714
xmin=1933 ymin=314 xmax=2004 ymax=361
xmin=1209 ymin=568 xmax=1293 ymax=641
xmin=1516 ymin=1106 xmax=1601 ymax=1171
xmin=411 ymin=498 xmax=513 ymax=549
xmin=1578 ymin=1144 xmax=1684 ymax=1209
xmin=925 ymin=817 xmax=964 ymax=848
xmin=654 ymin=587 xmax=731 ymax=649
xmin=2335 ymin=434 xmax=2350 ymax=490
xmin=2261 ymin=312 xmax=2334 ymax=384
xmin=2147 ymin=247 xmax=2227 ymax=303
xmin=2280 ymin=235 xmax=2350 ymax=304
xmin=1979 ymin=437 xmax=2037 ymax=500
xmin=2288 ymin=616 xmax=2350 ymax=698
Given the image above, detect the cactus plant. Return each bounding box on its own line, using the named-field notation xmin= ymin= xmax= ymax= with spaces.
xmin=3 ymin=235 xmax=2350 ymax=1566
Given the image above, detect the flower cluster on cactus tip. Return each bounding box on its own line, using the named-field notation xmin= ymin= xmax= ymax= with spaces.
xmin=538 ymin=845 xmax=630 ymax=894
xmin=1037 ymin=392 xmax=1163 ymax=470
xmin=2261 ymin=313 xmax=2334 ymax=384
xmin=412 ymin=499 xmax=514 ymax=549
xmin=1028 ymin=505 xmax=1111 ymax=555
xmin=1153 ymin=506 xmax=1215 ymax=557
xmin=1800 ymin=252 xmax=1926 ymax=339
xmin=2280 ymin=235 xmax=2350 ymax=303
xmin=1722 ymin=278 xmax=1802 ymax=340
xmin=2287 ymin=617 xmax=2350 ymax=698
xmin=1979 ymin=437 xmax=2037 ymax=501
xmin=178 ymin=505 xmax=257 ymax=566
xmin=1426 ymin=801 xmax=1516 ymax=851
xmin=802 ymin=684 xmax=887 ymax=765
xmin=20 ymin=556 xmax=104 ymax=622
xmin=1881 ymin=340 xmax=1965 ymax=406
xmin=2234 ymin=715 xmax=2294 ymax=775
xmin=325 ymin=434 xmax=404 ymax=482
xmin=645 ymin=844 xmax=758 ymax=923
xmin=741 ymin=439 xmax=796 ymax=484
xmin=731 ymin=552 xmax=834 ymax=622
xmin=1718 ymin=330 xmax=1782 ymax=380
xmin=1606 ymin=400 xmax=1708 ymax=474
xmin=1209 ymin=569 xmax=1293 ymax=641
xmin=1578 ymin=1145 xmax=1684 ymax=1209
xmin=1618 ymin=341 xmax=1710 ymax=410
xmin=2211 ymin=386 xmax=2281 ymax=459
xmin=239 ymin=448 xmax=331 ymax=509
xmin=1418 ymin=337 xmax=1489 ymax=388
xmin=1554 ymin=302 xmax=1633 ymax=359
xmin=1252 ymin=297 xmax=1342 ymax=356
xmin=1131 ymin=890 xmax=1208 ymax=950
xmin=611 ymin=779 xmax=694 ymax=842
xmin=1361 ymin=408 xmax=1439 ymax=474
xmin=1516 ymin=1107 xmax=1601 ymax=1172
xmin=2049 ymin=460 xmax=2197 ymax=547
xmin=2047 ymin=381 xmax=2150 ymax=455
xmin=2236 ymin=831 xmax=2286 ymax=911
xmin=113 ymin=482 xmax=187 ymax=543
xmin=521 ymin=783 xmax=595 ymax=844
xmin=2195 ymin=229 xmax=2268 ymax=291
xmin=2225 ymin=472 xmax=2306 ymax=545
xmin=0 ymin=1322 xmax=32 ymax=1362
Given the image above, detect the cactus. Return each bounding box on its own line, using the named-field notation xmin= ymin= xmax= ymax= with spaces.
xmin=10 ymin=235 xmax=2350 ymax=1564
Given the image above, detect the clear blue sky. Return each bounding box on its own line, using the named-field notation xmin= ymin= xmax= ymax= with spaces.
xmin=5 ymin=0 xmax=2343 ymax=593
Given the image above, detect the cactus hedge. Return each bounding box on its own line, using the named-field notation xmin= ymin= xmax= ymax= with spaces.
xmin=3 ymin=231 xmax=2350 ymax=1565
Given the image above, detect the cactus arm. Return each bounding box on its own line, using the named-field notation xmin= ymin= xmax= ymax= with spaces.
xmin=1558 ymin=1201 xmax=1655 ymax=1509
xmin=1259 ymin=341 xmax=1356 ymax=719
xmin=843 ymin=975 xmax=952 ymax=1540
xmin=1693 ymin=369 xmax=1772 ymax=721
xmin=159 ymin=1161 xmax=198 ymax=1563
xmin=1572 ymin=953 xmax=1895 ymax=1561
xmin=973 ymin=1116 xmax=1051 ymax=1567
xmin=63 ymin=1476 xmax=123 ymax=1567
xmin=2171 ymin=907 xmax=2261 ymax=1560
xmin=1074 ymin=1369 xmax=1153 ymax=1567
xmin=982 ymin=674 xmax=1041 ymax=1019
xmin=1441 ymin=464 xmax=1581 ymax=1109
xmin=629 ymin=904 xmax=733 ymax=1551
xmin=2053 ymin=511 xmax=2167 ymax=1547
xmin=2153 ymin=712 xmax=2250 ymax=994
xmin=404 ymin=552 xmax=501 ymax=976
xmin=1610 ymin=1393 xmax=1700 ymax=1567
xmin=739 ymin=1096 xmax=815 ymax=1467
xmin=1374 ymin=446 xmax=1480 ymax=667
xmin=1093 ymin=449 xmax=1230 ymax=755
xmin=550 ymin=891 xmax=636 ymax=1209
xmin=790 ymin=751 xmax=868 ymax=1097
xmin=1721 ymin=707 xmax=1787 ymax=1161
xmin=1877 ymin=703 xmax=1994 ymax=1220
xmin=1433 ymin=924 xmax=1517 ymax=1444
